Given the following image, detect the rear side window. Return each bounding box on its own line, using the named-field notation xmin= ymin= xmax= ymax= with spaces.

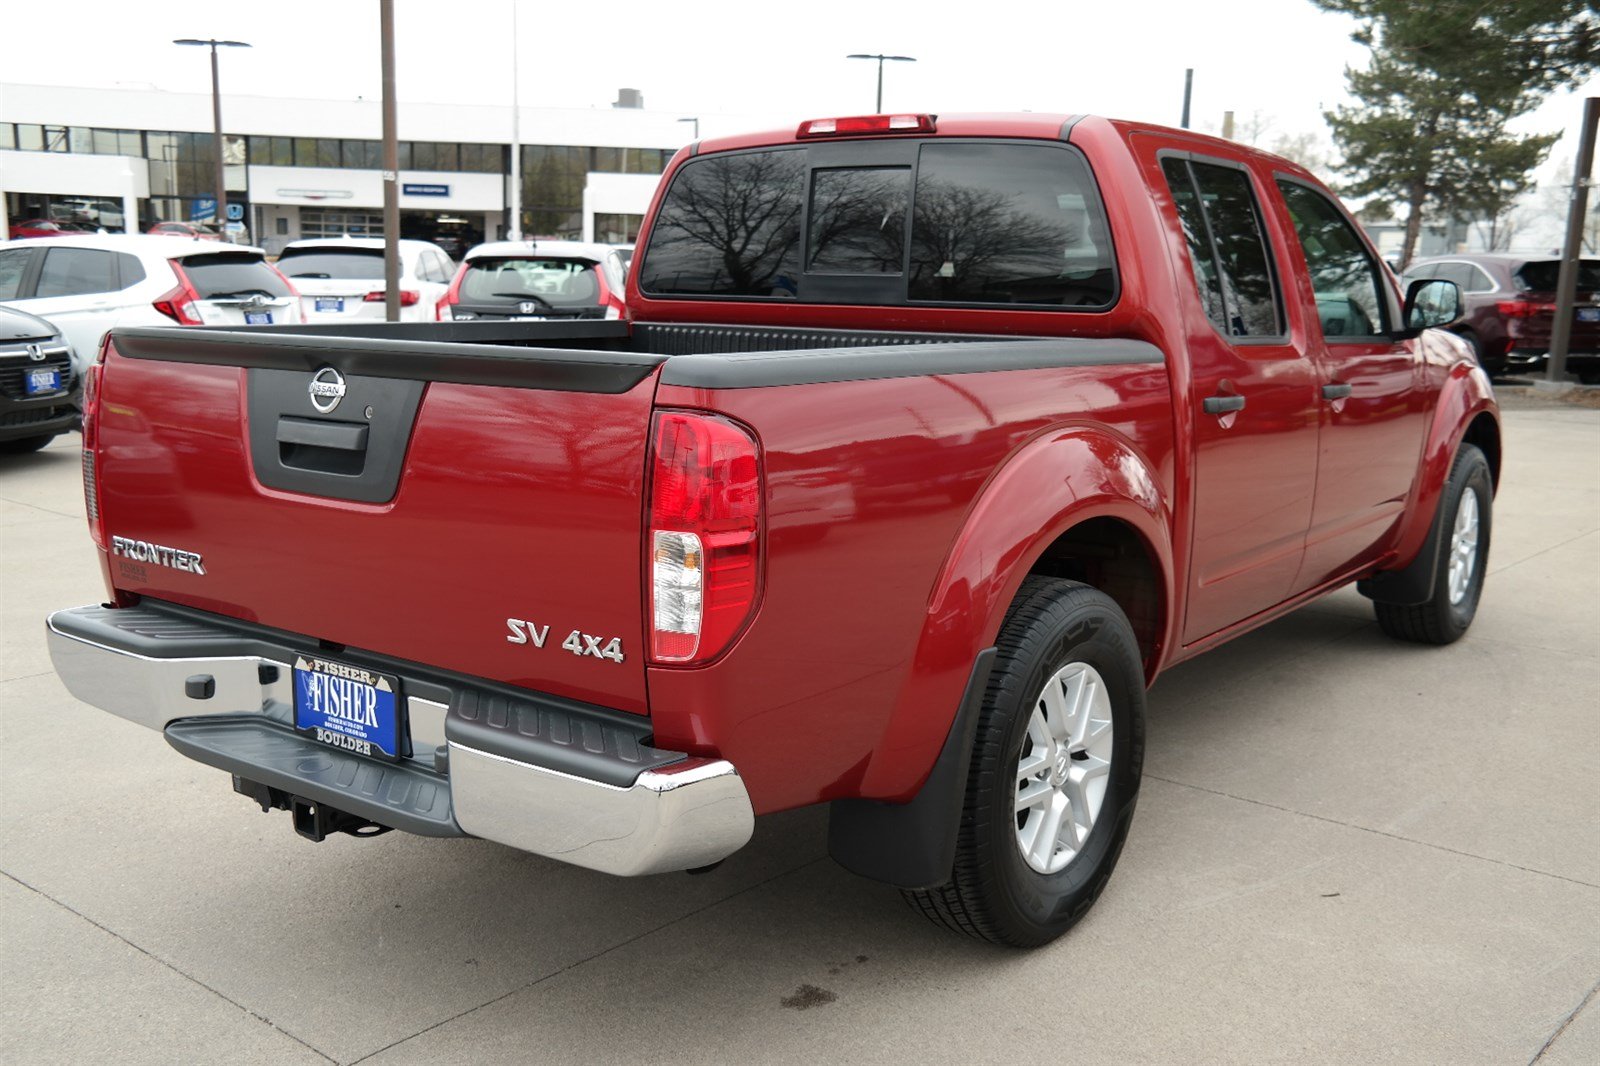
xmin=1514 ymin=259 xmax=1600 ymax=292
xmin=0 ymin=248 xmax=33 ymax=300
xmin=459 ymin=257 xmax=601 ymax=307
xmin=1276 ymin=181 xmax=1388 ymax=339
xmin=908 ymin=143 xmax=1114 ymax=308
xmin=640 ymin=140 xmax=1116 ymax=309
xmin=36 ymin=248 xmax=118 ymax=298
xmin=1160 ymin=157 xmax=1282 ymax=337
xmin=180 ymin=253 xmax=292 ymax=299
xmin=278 ymin=248 xmax=385 ymax=280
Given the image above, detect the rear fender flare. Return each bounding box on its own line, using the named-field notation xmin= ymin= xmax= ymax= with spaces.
xmin=868 ymin=424 xmax=1172 ymax=800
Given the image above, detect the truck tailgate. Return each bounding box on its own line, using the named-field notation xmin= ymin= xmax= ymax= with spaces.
xmin=94 ymin=327 xmax=664 ymax=714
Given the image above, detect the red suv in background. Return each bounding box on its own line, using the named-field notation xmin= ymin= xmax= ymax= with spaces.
xmin=146 ymin=221 xmax=225 ymax=241
xmin=1401 ymin=254 xmax=1600 ymax=381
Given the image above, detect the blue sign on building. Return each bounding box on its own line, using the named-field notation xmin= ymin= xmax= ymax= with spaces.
xmin=402 ymin=183 xmax=450 ymax=197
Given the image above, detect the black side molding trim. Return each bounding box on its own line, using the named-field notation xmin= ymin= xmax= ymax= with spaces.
xmin=827 ymin=647 xmax=998 ymax=889
xmin=659 ymin=338 xmax=1164 ymax=389
xmin=110 ymin=325 xmax=663 ymax=394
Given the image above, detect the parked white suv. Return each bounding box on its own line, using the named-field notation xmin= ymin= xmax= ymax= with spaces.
xmin=275 ymin=238 xmax=456 ymax=324
xmin=0 ymin=235 xmax=302 ymax=375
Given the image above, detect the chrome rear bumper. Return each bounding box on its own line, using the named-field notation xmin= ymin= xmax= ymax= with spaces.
xmin=46 ymin=604 xmax=754 ymax=876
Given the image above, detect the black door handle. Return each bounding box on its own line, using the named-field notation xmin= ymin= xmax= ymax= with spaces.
xmin=1202 ymin=394 xmax=1246 ymax=415
xmin=1322 ymin=383 xmax=1353 ymax=400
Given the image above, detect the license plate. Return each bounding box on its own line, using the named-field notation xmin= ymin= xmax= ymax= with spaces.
xmin=245 ymin=311 xmax=273 ymax=325
xmin=293 ymin=655 xmax=402 ymax=761
xmin=510 ymin=315 xmax=545 ymax=321
xmin=314 ymin=297 xmax=344 ymax=313
xmin=1578 ymin=307 xmax=1600 ymax=322
xmin=24 ymin=368 xmax=61 ymax=395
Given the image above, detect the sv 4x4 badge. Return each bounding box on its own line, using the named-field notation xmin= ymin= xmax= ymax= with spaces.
xmin=506 ymin=617 xmax=625 ymax=663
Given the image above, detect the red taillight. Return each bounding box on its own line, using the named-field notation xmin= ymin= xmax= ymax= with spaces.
xmin=647 ymin=411 xmax=762 ymax=664
xmin=154 ymin=262 xmax=204 ymax=325
xmin=437 ymin=265 xmax=465 ymax=321
xmin=1496 ymin=299 xmax=1556 ymax=318
xmin=80 ymin=362 xmax=106 ymax=549
xmin=364 ymin=289 xmax=420 ymax=306
xmin=797 ymin=114 xmax=936 ymax=138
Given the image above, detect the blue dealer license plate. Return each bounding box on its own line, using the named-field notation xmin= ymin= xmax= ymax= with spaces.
xmin=245 ymin=311 xmax=273 ymax=325
xmin=293 ymin=656 xmax=402 ymax=760
xmin=1578 ymin=307 xmax=1600 ymax=322
xmin=24 ymin=368 xmax=61 ymax=395
xmin=315 ymin=297 xmax=344 ymax=313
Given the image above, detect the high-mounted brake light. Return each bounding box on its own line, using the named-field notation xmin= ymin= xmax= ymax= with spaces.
xmin=797 ymin=114 xmax=936 ymax=138
xmin=647 ymin=411 xmax=762 ymax=664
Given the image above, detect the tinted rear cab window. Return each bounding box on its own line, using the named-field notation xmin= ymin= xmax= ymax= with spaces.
xmin=180 ymin=254 xmax=291 ymax=299
xmin=640 ymin=140 xmax=1116 ymax=309
xmin=277 ymin=248 xmax=385 ymax=280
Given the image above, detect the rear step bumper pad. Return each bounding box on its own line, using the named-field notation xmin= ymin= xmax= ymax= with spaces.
xmin=46 ymin=604 xmax=755 ymax=876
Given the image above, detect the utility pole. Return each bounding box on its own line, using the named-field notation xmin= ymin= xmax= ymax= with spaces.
xmin=1181 ymin=68 xmax=1193 ymax=129
xmin=380 ymin=0 xmax=400 ymax=321
xmin=846 ymin=54 xmax=916 ymax=113
xmin=508 ymin=0 xmax=522 ymax=240
xmin=1547 ymin=96 xmax=1597 ymax=384
xmin=172 ymin=38 xmax=250 ymax=231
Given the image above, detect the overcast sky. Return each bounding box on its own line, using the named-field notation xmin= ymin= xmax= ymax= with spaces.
xmin=4 ymin=0 xmax=1593 ymax=183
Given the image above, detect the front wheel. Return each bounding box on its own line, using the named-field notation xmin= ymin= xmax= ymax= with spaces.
xmin=904 ymin=577 xmax=1145 ymax=947
xmin=1374 ymin=443 xmax=1492 ymax=645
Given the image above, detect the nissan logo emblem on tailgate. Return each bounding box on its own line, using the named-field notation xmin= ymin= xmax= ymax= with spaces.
xmin=308 ymin=366 xmax=347 ymax=413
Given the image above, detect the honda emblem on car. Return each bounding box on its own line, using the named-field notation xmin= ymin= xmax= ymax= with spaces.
xmin=27 ymin=343 xmax=46 ymax=361
xmin=308 ymin=366 xmax=347 ymax=413
xmin=519 ymin=301 xmax=539 ymax=315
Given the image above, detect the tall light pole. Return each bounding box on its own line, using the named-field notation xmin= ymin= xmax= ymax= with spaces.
xmin=173 ymin=38 xmax=250 ymax=230
xmin=507 ymin=0 xmax=522 ymax=240
xmin=846 ymin=54 xmax=916 ymax=113
xmin=379 ymin=0 xmax=400 ymax=320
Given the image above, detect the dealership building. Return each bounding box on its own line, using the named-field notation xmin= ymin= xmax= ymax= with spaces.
xmin=0 ymin=82 xmax=693 ymax=253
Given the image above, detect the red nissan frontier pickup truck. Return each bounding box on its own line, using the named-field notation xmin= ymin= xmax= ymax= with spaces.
xmin=48 ymin=113 xmax=1498 ymax=947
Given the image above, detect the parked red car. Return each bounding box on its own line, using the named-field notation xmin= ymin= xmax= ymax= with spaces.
xmin=49 ymin=113 xmax=1497 ymax=947
xmin=7 ymin=219 xmax=90 ymax=240
xmin=146 ymin=221 xmax=225 ymax=241
xmin=1401 ymin=253 xmax=1600 ymax=381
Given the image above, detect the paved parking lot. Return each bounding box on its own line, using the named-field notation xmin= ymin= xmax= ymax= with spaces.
xmin=3 ymin=403 xmax=1597 ymax=1065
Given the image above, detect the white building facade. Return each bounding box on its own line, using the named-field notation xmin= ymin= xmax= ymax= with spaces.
xmin=0 ymin=82 xmax=690 ymax=254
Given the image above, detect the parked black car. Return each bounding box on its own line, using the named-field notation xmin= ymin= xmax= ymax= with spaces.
xmin=0 ymin=305 xmax=80 ymax=453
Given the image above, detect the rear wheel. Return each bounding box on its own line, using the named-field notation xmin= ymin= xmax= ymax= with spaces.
xmin=903 ymin=577 xmax=1145 ymax=947
xmin=0 ymin=434 xmax=55 ymax=454
xmin=1374 ymin=443 xmax=1492 ymax=645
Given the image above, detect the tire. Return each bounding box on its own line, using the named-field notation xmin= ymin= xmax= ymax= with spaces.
xmin=1374 ymin=443 xmax=1492 ymax=645
xmin=0 ymin=434 xmax=55 ymax=454
xmin=903 ymin=577 xmax=1146 ymax=947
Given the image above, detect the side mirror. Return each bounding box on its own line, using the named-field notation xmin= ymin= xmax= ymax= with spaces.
xmin=1395 ymin=277 xmax=1463 ymax=338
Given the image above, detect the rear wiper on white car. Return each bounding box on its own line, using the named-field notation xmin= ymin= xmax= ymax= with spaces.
xmin=287 ymin=272 xmax=331 ymax=279
xmin=206 ymin=290 xmax=278 ymax=300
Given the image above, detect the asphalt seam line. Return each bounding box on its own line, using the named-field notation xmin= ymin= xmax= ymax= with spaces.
xmin=1529 ymin=978 xmax=1600 ymax=1065
xmin=1 ymin=869 xmax=338 ymax=1065
xmin=1147 ymin=776 xmax=1600 ymax=891
xmin=345 ymin=855 xmax=830 ymax=1064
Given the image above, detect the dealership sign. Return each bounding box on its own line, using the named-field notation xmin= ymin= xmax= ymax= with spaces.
xmin=402 ymin=183 xmax=450 ymax=197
